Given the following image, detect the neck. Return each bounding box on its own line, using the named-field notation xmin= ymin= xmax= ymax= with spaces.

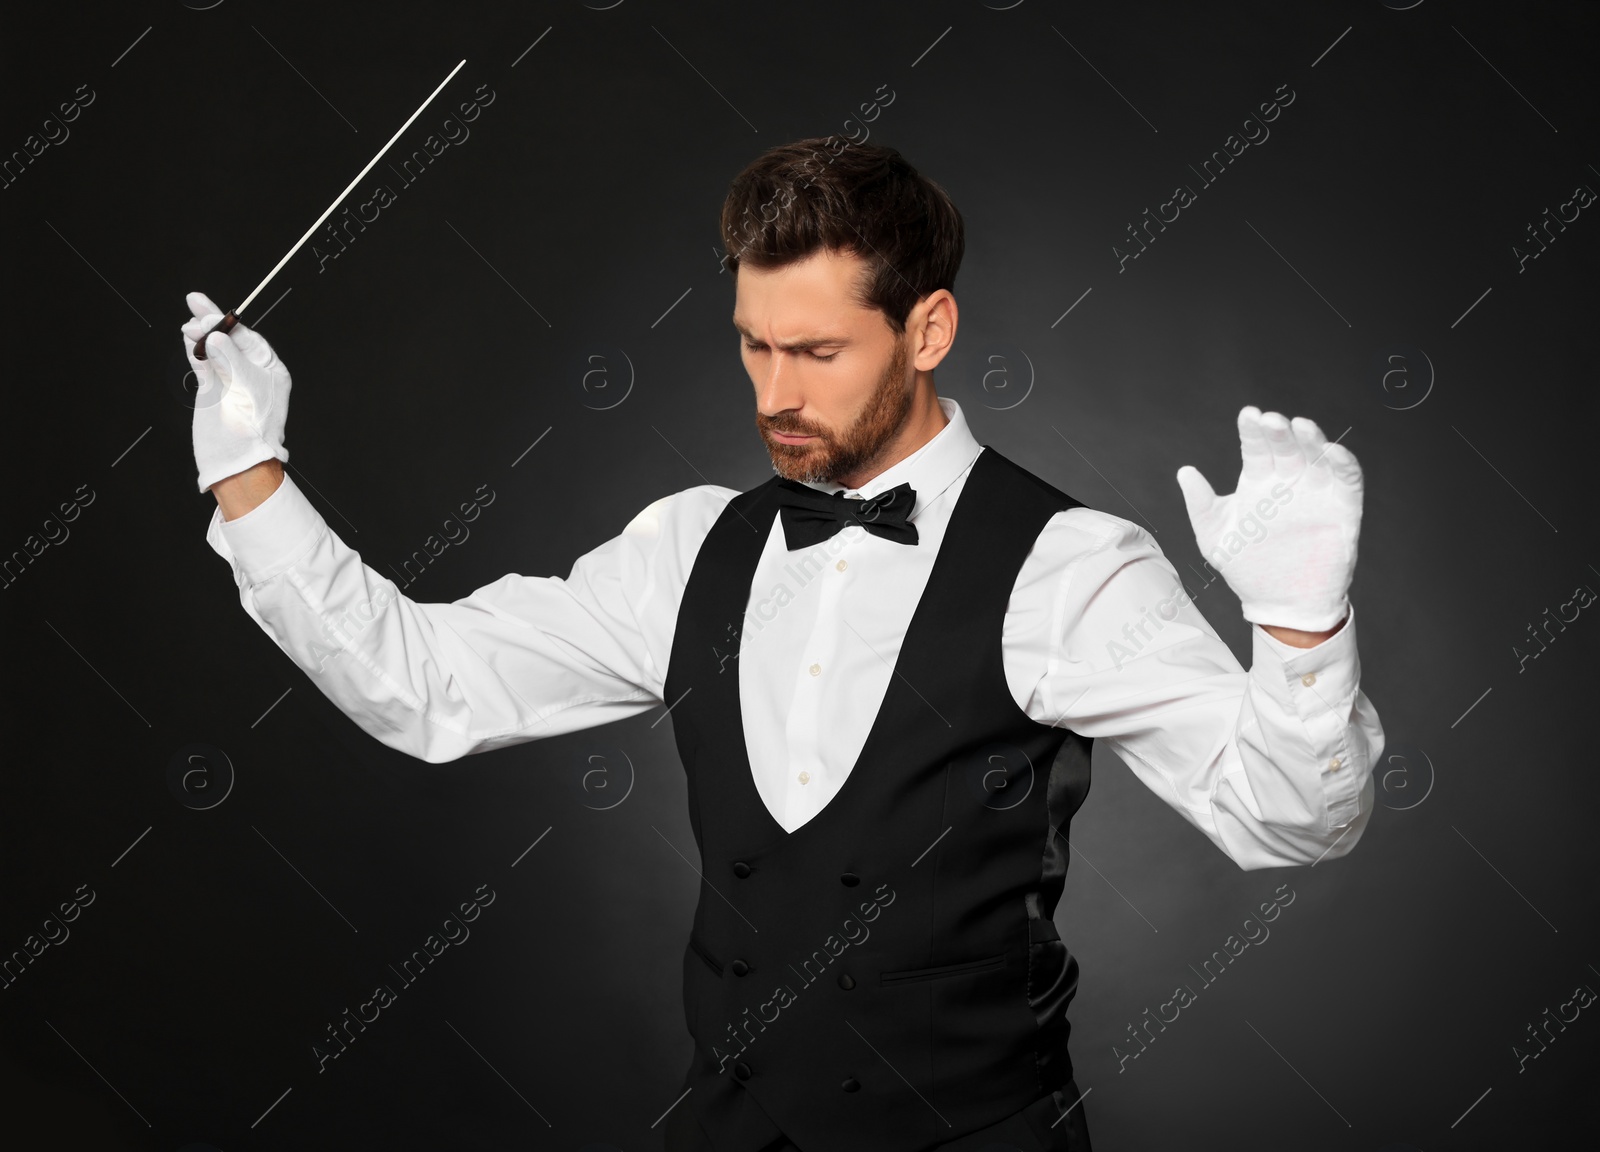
xmin=832 ymin=379 xmax=948 ymax=491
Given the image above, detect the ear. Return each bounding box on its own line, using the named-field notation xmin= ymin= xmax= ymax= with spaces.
xmin=911 ymin=289 xmax=958 ymax=372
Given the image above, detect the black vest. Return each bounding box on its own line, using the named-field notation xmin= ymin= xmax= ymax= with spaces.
xmin=663 ymin=445 xmax=1094 ymax=1152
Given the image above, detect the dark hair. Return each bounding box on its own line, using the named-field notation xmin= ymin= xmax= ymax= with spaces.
xmin=719 ymin=138 xmax=965 ymax=336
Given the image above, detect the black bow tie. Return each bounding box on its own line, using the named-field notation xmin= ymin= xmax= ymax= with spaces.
xmin=773 ymin=478 xmax=919 ymax=550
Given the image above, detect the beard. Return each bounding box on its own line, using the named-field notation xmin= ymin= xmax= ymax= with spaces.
xmin=756 ymin=337 xmax=913 ymax=485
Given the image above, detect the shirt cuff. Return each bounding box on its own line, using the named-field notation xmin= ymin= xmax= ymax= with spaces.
xmin=204 ymin=471 xmax=327 ymax=586
xmin=1248 ymin=599 xmax=1365 ymax=825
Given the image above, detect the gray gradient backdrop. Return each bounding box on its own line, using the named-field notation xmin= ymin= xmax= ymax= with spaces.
xmin=1 ymin=1 xmax=1596 ymax=1149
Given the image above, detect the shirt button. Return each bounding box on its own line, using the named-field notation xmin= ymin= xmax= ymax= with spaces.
xmin=1328 ymin=757 xmax=1342 ymax=771
xmin=836 ymin=559 xmax=847 ymax=571
xmin=809 ymin=663 xmax=821 ymax=676
xmin=798 ymin=770 xmax=811 ymax=785
xmin=841 ymin=1076 xmax=860 ymax=1092
xmin=730 ymin=959 xmax=750 ymax=977
xmin=732 ymin=861 xmax=752 ymax=878
xmin=1301 ymin=672 xmax=1317 ymax=687
xmin=837 ymin=972 xmax=856 ymax=990
xmin=735 ymin=1061 xmax=752 ymax=1081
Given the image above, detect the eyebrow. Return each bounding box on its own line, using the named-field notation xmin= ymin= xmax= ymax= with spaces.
xmin=731 ymin=315 xmax=848 ymax=351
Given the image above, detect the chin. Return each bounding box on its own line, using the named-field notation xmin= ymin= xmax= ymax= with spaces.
xmin=766 ymin=444 xmax=830 ymax=483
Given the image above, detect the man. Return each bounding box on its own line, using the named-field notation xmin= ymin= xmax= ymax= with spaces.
xmin=185 ymin=139 xmax=1380 ymax=1152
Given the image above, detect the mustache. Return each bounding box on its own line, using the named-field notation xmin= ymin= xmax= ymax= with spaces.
xmin=760 ymin=417 xmax=825 ymax=437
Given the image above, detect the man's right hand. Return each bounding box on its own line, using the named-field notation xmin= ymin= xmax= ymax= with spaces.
xmin=183 ymin=291 xmax=292 ymax=496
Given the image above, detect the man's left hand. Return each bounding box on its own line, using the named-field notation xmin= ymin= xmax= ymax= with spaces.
xmin=1176 ymin=406 xmax=1363 ymax=634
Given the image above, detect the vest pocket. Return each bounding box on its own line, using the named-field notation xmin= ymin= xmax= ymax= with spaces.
xmin=688 ymin=935 xmax=724 ymax=977
xmin=879 ymin=951 xmax=1007 ymax=986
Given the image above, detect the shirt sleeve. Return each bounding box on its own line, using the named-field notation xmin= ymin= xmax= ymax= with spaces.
xmin=1011 ymin=508 xmax=1384 ymax=870
xmin=204 ymin=472 xmax=733 ymax=763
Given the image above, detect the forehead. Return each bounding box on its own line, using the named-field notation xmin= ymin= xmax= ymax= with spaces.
xmin=732 ymin=247 xmax=872 ymax=329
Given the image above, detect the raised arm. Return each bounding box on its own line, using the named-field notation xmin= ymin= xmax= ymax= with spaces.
xmin=182 ymin=292 xmax=732 ymax=763
xmin=1019 ymin=405 xmax=1382 ymax=868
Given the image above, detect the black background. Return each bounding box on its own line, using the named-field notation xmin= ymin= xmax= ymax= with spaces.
xmin=2 ymin=1 xmax=1597 ymax=1149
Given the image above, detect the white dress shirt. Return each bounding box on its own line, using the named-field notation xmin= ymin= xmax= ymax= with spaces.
xmin=205 ymin=396 xmax=1381 ymax=870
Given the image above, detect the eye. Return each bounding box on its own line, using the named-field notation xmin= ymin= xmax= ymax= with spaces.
xmin=743 ymin=341 xmax=838 ymax=362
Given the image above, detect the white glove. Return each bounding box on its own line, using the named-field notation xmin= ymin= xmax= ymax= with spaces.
xmin=1175 ymin=406 xmax=1363 ymax=633
xmin=181 ymin=291 xmax=291 ymax=494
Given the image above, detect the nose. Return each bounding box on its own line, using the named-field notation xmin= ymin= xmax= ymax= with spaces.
xmin=755 ymin=350 xmax=803 ymax=417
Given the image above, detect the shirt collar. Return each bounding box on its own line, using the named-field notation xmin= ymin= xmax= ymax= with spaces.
xmin=798 ymin=395 xmax=980 ymax=519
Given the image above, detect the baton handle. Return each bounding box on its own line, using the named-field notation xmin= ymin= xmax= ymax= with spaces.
xmin=193 ymin=311 xmax=239 ymax=361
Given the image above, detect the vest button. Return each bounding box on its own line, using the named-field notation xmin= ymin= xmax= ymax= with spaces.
xmin=732 ymin=861 xmax=751 ymax=878
xmin=730 ymin=959 xmax=750 ymax=976
xmin=841 ymin=1076 xmax=860 ymax=1092
xmin=839 ymin=872 xmax=860 ymax=887
xmin=735 ymin=1061 xmax=752 ymax=1081
xmin=837 ymin=973 xmax=855 ymax=990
